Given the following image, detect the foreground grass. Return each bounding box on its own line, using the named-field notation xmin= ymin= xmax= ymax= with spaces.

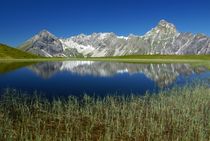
xmin=0 ymin=85 xmax=210 ymax=141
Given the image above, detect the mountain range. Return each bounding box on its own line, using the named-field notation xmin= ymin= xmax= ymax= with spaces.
xmin=19 ymin=20 xmax=210 ymax=57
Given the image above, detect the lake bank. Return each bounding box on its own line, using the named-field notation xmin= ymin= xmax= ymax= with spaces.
xmin=1 ymin=56 xmax=210 ymax=72
xmin=1 ymin=55 xmax=210 ymax=62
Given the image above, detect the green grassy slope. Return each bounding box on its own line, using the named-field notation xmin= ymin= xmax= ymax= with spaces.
xmin=0 ymin=44 xmax=40 ymax=59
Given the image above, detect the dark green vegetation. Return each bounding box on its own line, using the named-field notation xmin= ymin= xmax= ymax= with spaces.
xmin=0 ymin=85 xmax=210 ymax=141
xmin=0 ymin=44 xmax=40 ymax=59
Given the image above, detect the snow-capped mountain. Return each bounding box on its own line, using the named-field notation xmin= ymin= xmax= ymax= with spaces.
xmin=19 ymin=20 xmax=210 ymax=57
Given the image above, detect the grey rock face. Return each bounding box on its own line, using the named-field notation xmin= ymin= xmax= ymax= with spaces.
xmin=19 ymin=20 xmax=210 ymax=57
xmin=19 ymin=30 xmax=80 ymax=57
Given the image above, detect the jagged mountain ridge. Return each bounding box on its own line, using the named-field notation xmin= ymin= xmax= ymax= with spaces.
xmin=19 ymin=20 xmax=210 ymax=57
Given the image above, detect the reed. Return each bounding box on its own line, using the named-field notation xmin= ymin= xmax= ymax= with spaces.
xmin=0 ymin=85 xmax=210 ymax=141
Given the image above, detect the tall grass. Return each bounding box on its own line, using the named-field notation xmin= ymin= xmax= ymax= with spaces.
xmin=0 ymin=85 xmax=210 ymax=141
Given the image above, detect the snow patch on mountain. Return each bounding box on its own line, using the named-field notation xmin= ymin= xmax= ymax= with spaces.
xmin=117 ymin=36 xmax=129 ymax=40
xmin=60 ymin=38 xmax=95 ymax=56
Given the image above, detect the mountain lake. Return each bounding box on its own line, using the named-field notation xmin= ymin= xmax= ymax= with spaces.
xmin=0 ymin=61 xmax=209 ymax=98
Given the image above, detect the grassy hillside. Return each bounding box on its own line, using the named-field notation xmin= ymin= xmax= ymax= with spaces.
xmin=0 ymin=44 xmax=40 ymax=59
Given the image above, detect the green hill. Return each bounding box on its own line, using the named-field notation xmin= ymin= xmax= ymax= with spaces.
xmin=0 ymin=44 xmax=40 ymax=59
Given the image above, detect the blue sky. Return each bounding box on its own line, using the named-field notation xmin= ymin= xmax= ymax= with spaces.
xmin=0 ymin=0 xmax=210 ymax=47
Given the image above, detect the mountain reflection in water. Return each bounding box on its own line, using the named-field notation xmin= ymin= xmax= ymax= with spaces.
xmin=28 ymin=61 xmax=207 ymax=88
xmin=0 ymin=61 xmax=209 ymax=97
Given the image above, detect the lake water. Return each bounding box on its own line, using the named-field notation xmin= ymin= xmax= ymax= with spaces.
xmin=0 ymin=61 xmax=209 ymax=97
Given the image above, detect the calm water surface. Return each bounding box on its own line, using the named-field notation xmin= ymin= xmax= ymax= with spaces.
xmin=0 ymin=61 xmax=209 ymax=97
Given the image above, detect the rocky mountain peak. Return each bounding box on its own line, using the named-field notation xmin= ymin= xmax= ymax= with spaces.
xmin=37 ymin=29 xmax=56 ymax=38
xmin=157 ymin=19 xmax=177 ymax=33
xmin=158 ymin=19 xmax=175 ymax=28
xmin=144 ymin=19 xmax=178 ymax=39
xmin=19 ymin=29 xmax=66 ymax=57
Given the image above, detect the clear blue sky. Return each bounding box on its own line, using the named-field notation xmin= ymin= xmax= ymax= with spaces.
xmin=0 ymin=0 xmax=210 ymax=47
